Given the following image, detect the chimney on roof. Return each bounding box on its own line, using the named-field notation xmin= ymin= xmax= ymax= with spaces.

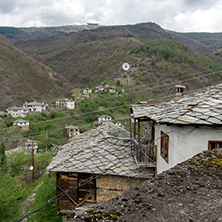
xmin=175 ymin=85 xmax=186 ymax=97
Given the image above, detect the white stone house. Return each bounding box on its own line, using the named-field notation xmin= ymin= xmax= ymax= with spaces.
xmin=95 ymin=85 xmax=106 ymax=93
xmin=83 ymin=88 xmax=92 ymax=94
xmin=108 ymin=86 xmax=116 ymax=94
xmin=131 ymin=83 xmax=222 ymax=175
xmin=6 ymin=107 xmax=28 ymax=118
xmin=116 ymin=121 xmax=123 ymax=128
xmin=13 ymin=119 xmax=30 ymax=131
xmin=79 ymin=93 xmax=90 ymax=99
xmin=56 ymin=98 xmax=75 ymax=109
xmin=98 ymin=115 xmax=112 ymax=124
xmin=65 ymin=125 xmax=80 ymax=138
xmin=20 ymin=140 xmax=38 ymax=154
xmin=23 ymin=101 xmax=48 ymax=112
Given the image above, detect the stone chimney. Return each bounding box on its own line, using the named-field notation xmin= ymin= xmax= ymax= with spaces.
xmin=175 ymin=85 xmax=186 ymax=97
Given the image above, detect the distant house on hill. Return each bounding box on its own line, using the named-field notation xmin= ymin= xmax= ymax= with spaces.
xmin=98 ymin=115 xmax=112 ymax=124
xmin=23 ymin=101 xmax=48 ymax=112
xmin=56 ymin=98 xmax=75 ymax=109
xmin=47 ymin=123 xmax=154 ymax=218
xmin=108 ymin=86 xmax=116 ymax=94
xmin=65 ymin=125 xmax=80 ymax=138
xmin=87 ymin=23 xmax=99 ymax=26
xmin=131 ymin=83 xmax=222 ymax=174
xmin=79 ymin=93 xmax=90 ymax=99
xmin=6 ymin=106 xmax=28 ymax=118
xmin=115 ymin=121 xmax=123 ymax=128
xmin=95 ymin=85 xmax=106 ymax=93
xmin=83 ymin=88 xmax=92 ymax=94
xmin=13 ymin=119 xmax=30 ymax=131
xmin=20 ymin=140 xmax=38 ymax=154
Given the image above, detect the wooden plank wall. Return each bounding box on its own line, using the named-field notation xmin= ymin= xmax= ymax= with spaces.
xmin=57 ymin=172 xmax=78 ymax=211
xmin=57 ymin=172 xmax=96 ymax=212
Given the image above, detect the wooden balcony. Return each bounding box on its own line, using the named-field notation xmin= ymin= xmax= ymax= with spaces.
xmin=133 ymin=139 xmax=157 ymax=167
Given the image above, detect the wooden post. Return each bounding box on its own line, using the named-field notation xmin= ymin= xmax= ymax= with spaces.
xmin=32 ymin=142 xmax=35 ymax=183
xmin=138 ymin=119 xmax=141 ymax=162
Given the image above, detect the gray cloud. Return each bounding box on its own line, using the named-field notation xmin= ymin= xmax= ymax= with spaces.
xmin=0 ymin=0 xmax=18 ymax=13
xmin=0 ymin=0 xmax=221 ymax=31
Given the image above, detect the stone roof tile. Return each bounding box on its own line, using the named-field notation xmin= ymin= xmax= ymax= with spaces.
xmin=132 ymin=83 xmax=222 ymax=126
xmin=47 ymin=123 xmax=152 ymax=179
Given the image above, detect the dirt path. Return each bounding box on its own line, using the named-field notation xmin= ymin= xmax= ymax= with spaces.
xmin=20 ymin=182 xmax=42 ymax=222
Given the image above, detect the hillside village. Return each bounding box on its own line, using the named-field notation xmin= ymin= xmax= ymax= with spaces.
xmin=0 ymin=21 xmax=222 ymax=222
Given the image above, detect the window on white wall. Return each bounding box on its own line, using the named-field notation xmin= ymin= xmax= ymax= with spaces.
xmin=161 ymin=131 xmax=169 ymax=163
xmin=208 ymin=141 xmax=222 ymax=150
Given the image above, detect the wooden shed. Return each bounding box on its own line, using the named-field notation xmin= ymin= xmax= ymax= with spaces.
xmin=47 ymin=123 xmax=155 ymax=219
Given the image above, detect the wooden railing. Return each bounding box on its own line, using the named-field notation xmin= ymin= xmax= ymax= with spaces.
xmin=134 ymin=139 xmax=157 ymax=166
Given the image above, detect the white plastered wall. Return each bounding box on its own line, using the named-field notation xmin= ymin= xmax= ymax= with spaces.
xmin=155 ymin=123 xmax=222 ymax=174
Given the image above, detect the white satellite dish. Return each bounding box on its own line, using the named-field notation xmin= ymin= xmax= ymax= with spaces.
xmin=122 ymin=62 xmax=130 ymax=71
xmin=30 ymin=166 xmax=34 ymax=171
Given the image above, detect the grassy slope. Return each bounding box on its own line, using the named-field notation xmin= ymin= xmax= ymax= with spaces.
xmin=0 ymin=34 xmax=73 ymax=110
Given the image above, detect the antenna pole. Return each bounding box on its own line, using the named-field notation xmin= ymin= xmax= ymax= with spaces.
xmin=127 ymin=76 xmax=133 ymax=155
xmin=122 ymin=62 xmax=132 ymax=155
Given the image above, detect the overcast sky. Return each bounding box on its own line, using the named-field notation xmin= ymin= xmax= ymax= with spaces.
xmin=0 ymin=0 xmax=222 ymax=32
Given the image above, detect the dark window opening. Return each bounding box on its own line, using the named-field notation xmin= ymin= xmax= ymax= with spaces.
xmin=208 ymin=141 xmax=222 ymax=150
xmin=161 ymin=131 xmax=169 ymax=163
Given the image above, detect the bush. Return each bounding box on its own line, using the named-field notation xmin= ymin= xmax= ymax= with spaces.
xmin=30 ymin=173 xmax=62 ymax=222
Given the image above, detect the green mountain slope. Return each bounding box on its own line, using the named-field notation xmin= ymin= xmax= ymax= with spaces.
xmin=0 ymin=25 xmax=99 ymax=42
xmin=172 ymin=32 xmax=222 ymax=50
xmin=0 ymin=34 xmax=73 ymax=110
xmin=14 ymin=23 xmax=222 ymax=95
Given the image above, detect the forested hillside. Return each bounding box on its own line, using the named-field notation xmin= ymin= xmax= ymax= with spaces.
xmin=0 ymin=35 xmax=73 ymax=109
xmin=14 ymin=23 xmax=222 ymax=96
xmin=0 ymin=24 xmax=98 ymax=42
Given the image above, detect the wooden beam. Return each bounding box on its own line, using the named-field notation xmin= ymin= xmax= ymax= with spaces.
xmin=57 ymin=185 xmax=78 ymax=206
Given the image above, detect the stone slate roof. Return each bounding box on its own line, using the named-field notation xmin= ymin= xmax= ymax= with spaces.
xmin=132 ymin=83 xmax=222 ymax=125
xmin=13 ymin=119 xmax=29 ymax=124
xmin=65 ymin=125 xmax=79 ymax=130
xmin=24 ymin=101 xmax=46 ymax=106
xmin=6 ymin=106 xmax=27 ymax=110
xmin=47 ymin=123 xmax=154 ymax=179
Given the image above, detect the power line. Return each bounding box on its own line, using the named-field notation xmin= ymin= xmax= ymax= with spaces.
xmin=2 ymin=73 xmax=222 ymax=143
xmin=2 ymin=82 xmax=221 ymax=143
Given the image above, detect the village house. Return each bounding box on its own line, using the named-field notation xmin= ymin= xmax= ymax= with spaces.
xmin=23 ymin=101 xmax=48 ymax=112
xmin=115 ymin=121 xmax=123 ymax=128
xmin=79 ymin=93 xmax=90 ymax=99
xmin=95 ymin=85 xmax=106 ymax=93
xmin=20 ymin=140 xmax=38 ymax=154
xmin=56 ymin=98 xmax=75 ymax=109
xmin=13 ymin=119 xmax=30 ymax=131
xmin=175 ymin=85 xmax=186 ymax=97
xmin=6 ymin=106 xmax=28 ymax=118
xmin=47 ymin=123 xmax=154 ymax=219
xmin=108 ymin=86 xmax=116 ymax=94
xmin=98 ymin=115 xmax=112 ymax=124
xmin=65 ymin=125 xmax=80 ymax=138
xmin=83 ymin=88 xmax=93 ymax=94
xmin=131 ymin=83 xmax=222 ymax=174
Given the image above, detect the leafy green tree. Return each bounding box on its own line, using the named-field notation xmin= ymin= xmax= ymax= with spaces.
xmin=0 ymin=143 xmax=7 ymax=174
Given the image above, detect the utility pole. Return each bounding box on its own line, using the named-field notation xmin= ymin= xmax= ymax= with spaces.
xmin=32 ymin=141 xmax=35 ymax=183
